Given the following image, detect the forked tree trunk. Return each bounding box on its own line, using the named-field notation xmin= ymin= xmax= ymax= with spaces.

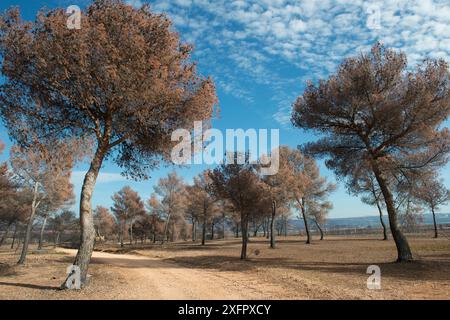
xmin=372 ymin=163 xmax=413 ymax=262
xmin=18 ymin=181 xmax=40 ymax=265
xmin=298 ymin=198 xmax=311 ymax=244
xmin=314 ymin=220 xmax=324 ymax=240
xmin=372 ymin=186 xmax=388 ymax=241
xmin=38 ymin=215 xmax=48 ymax=250
xmin=431 ymin=207 xmax=438 ymax=239
xmin=11 ymin=223 xmax=18 ymax=249
xmin=62 ymin=147 xmax=105 ymax=288
xmin=240 ymin=215 xmax=249 ymax=259
xmin=376 ymin=202 xmax=388 ymax=241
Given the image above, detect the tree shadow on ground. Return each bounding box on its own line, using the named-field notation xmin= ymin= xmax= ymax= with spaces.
xmin=0 ymin=281 xmax=58 ymax=291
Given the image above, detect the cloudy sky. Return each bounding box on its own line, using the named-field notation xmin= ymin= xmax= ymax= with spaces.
xmin=1 ymin=0 xmax=449 ymax=218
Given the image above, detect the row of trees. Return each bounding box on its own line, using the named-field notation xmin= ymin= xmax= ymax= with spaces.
xmin=93 ymin=148 xmax=335 ymax=261
xmin=0 ymin=1 xmax=448 ymax=289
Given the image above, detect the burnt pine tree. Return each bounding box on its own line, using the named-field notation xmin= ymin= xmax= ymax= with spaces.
xmin=0 ymin=1 xmax=217 ymax=286
xmin=292 ymin=43 xmax=450 ymax=262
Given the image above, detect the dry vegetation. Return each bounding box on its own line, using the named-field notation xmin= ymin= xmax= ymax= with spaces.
xmin=1 ymin=235 xmax=449 ymax=300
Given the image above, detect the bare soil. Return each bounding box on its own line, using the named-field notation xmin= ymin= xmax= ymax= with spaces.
xmin=0 ymin=235 xmax=449 ymax=300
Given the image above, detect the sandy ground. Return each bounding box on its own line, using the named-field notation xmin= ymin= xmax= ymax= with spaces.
xmin=0 ymin=235 xmax=449 ymax=300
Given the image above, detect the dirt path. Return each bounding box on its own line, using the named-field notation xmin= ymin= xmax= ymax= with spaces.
xmin=58 ymin=249 xmax=297 ymax=300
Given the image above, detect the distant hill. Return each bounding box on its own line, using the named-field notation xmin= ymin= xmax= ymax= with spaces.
xmin=291 ymin=213 xmax=450 ymax=230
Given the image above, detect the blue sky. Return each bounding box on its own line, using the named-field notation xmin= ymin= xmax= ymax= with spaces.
xmin=1 ymin=0 xmax=449 ymax=218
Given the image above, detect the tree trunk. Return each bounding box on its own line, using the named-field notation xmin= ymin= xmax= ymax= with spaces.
xmin=222 ymin=212 xmax=225 ymax=239
xmin=0 ymin=221 xmax=12 ymax=247
xmin=120 ymin=220 xmax=124 ymax=247
xmin=270 ymin=200 xmax=276 ymax=249
xmin=161 ymin=212 xmax=171 ymax=244
xmin=299 ymin=198 xmax=311 ymax=244
xmin=431 ymin=207 xmax=438 ymax=239
xmin=129 ymin=222 xmax=133 ymax=245
xmin=372 ymin=163 xmax=413 ymax=262
xmin=376 ymin=202 xmax=388 ymax=241
xmin=372 ymin=186 xmax=388 ymax=241
xmin=38 ymin=215 xmax=48 ymax=250
xmin=240 ymin=215 xmax=249 ymax=260
xmin=314 ymin=220 xmax=324 ymax=240
xmin=54 ymin=232 xmax=60 ymax=247
xmin=211 ymin=222 xmax=215 ymax=240
xmin=62 ymin=146 xmax=105 ymax=288
xmin=235 ymin=222 xmax=239 ymax=238
xmin=201 ymin=216 xmax=207 ymax=246
xmin=192 ymin=219 xmax=196 ymax=242
xmin=18 ymin=181 xmax=40 ymax=265
xmin=11 ymin=223 xmax=18 ymax=249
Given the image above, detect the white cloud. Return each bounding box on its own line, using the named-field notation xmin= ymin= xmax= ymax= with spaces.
xmin=149 ymin=0 xmax=450 ymax=125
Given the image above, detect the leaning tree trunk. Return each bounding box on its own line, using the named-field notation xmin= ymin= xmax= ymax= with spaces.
xmin=18 ymin=181 xmax=40 ymax=265
xmin=11 ymin=223 xmax=18 ymax=249
xmin=375 ymin=201 xmax=388 ymax=241
xmin=372 ymin=163 xmax=413 ymax=262
xmin=38 ymin=215 xmax=48 ymax=250
xmin=240 ymin=215 xmax=249 ymax=260
xmin=61 ymin=147 xmax=105 ymax=288
xmin=270 ymin=200 xmax=276 ymax=249
xmin=314 ymin=220 xmax=324 ymax=240
xmin=431 ymin=207 xmax=438 ymax=239
xmin=298 ymin=198 xmax=311 ymax=244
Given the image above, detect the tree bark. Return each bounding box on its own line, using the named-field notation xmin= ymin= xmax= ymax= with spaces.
xmin=372 ymin=162 xmax=413 ymax=262
xmin=161 ymin=212 xmax=172 ymax=244
xmin=240 ymin=215 xmax=249 ymax=260
xmin=270 ymin=200 xmax=276 ymax=249
xmin=376 ymin=201 xmax=388 ymax=241
xmin=431 ymin=207 xmax=438 ymax=239
xmin=299 ymin=198 xmax=311 ymax=244
xmin=201 ymin=215 xmax=207 ymax=246
xmin=38 ymin=215 xmax=48 ymax=250
xmin=314 ymin=220 xmax=324 ymax=240
xmin=11 ymin=223 xmax=18 ymax=249
xmin=18 ymin=181 xmax=40 ymax=265
xmin=62 ymin=146 xmax=105 ymax=288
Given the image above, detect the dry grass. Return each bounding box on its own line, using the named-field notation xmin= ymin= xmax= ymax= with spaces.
xmin=1 ymin=235 xmax=449 ymax=300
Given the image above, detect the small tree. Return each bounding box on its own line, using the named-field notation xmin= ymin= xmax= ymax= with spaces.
xmin=350 ymin=168 xmax=389 ymax=240
xmin=111 ymin=186 xmax=145 ymax=246
xmin=10 ymin=143 xmax=74 ymax=264
xmin=186 ymin=171 xmax=219 ymax=246
xmin=0 ymin=0 xmax=217 ymax=286
xmin=413 ymin=174 xmax=449 ymax=238
xmin=210 ymin=153 xmax=265 ymax=259
xmin=292 ymin=43 xmax=450 ymax=261
xmin=154 ymin=172 xmax=186 ymax=243
xmin=93 ymin=206 xmax=117 ymax=241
